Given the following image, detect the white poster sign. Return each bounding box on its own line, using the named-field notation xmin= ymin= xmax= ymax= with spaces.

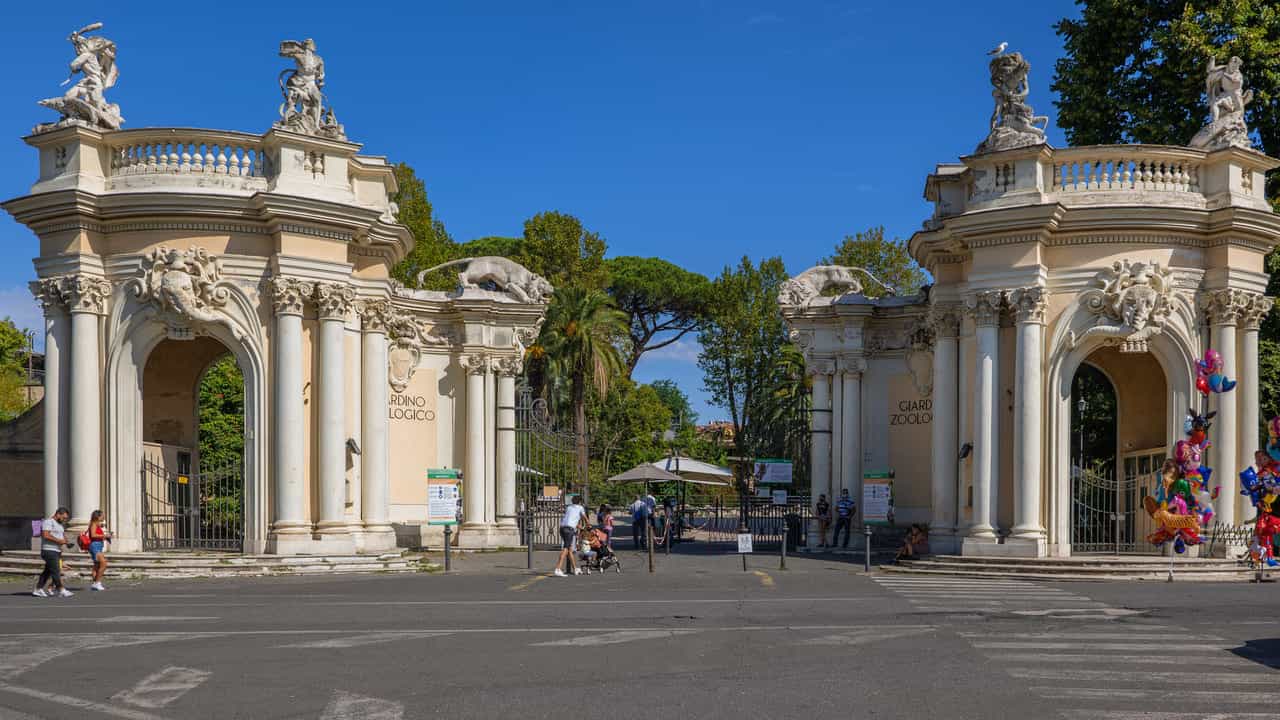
xmin=737 ymin=533 xmax=754 ymax=553
xmin=754 ymin=459 xmax=793 ymax=485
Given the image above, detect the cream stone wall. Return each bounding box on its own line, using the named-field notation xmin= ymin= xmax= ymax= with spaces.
xmin=142 ymin=337 xmax=233 ymax=451
xmin=1085 ymin=348 xmax=1169 ymax=455
xmin=886 ymin=372 xmax=933 ymax=522
xmin=388 ymin=367 xmax=440 ymax=509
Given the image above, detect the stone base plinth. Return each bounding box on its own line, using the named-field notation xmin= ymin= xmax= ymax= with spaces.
xmin=310 ymin=531 xmax=356 ymax=555
xmin=353 ymin=527 xmax=398 ymax=553
xmin=266 ymin=531 xmax=318 ymax=555
xmin=455 ymin=522 xmax=522 ymax=549
xmin=927 ymin=531 xmax=961 ymax=556
xmin=962 ymin=535 xmax=1045 ymax=558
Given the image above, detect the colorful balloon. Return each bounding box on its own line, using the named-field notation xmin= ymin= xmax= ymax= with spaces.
xmin=1196 ymin=349 xmax=1237 ymax=396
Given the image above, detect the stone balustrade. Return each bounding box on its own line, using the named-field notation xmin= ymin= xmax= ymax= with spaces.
xmin=944 ymin=143 xmax=1274 ymax=216
xmin=108 ymin=129 xmax=266 ymax=179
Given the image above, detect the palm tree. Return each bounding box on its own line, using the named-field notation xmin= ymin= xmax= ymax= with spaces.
xmin=538 ymin=287 xmax=628 ymax=493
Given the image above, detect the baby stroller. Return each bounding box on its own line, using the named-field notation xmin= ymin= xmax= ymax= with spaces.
xmin=579 ymin=527 xmax=621 ymax=574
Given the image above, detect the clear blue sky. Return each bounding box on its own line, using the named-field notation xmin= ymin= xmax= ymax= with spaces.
xmin=0 ymin=1 xmax=1080 ymax=421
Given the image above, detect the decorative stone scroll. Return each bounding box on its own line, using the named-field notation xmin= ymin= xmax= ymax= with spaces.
xmin=777 ymin=265 xmax=896 ymax=307
xmin=493 ymin=355 xmax=523 ymax=377
xmin=62 ymin=275 xmax=112 ymax=315
xmin=1074 ymin=260 xmax=1175 ymax=353
xmin=275 ymin=38 xmax=345 ymax=140
xmin=129 ymin=247 xmax=242 ymax=340
xmin=36 ymin=22 xmax=124 ymax=133
xmin=313 ymin=283 xmax=356 ymax=320
xmin=270 ymin=277 xmax=314 ymax=316
xmin=1201 ymin=288 xmax=1250 ymax=327
xmin=415 ymin=256 xmax=553 ymax=304
xmin=31 ymin=277 xmax=69 ymax=312
xmin=1191 ymin=55 xmax=1253 ymax=151
xmin=976 ymin=48 xmax=1048 ymax=154
xmin=360 ymin=301 xmax=455 ymax=392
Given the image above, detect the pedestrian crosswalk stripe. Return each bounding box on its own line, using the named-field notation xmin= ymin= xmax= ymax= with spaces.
xmin=531 ymin=630 xmax=699 ymax=647
xmin=797 ymin=626 xmax=935 ymax=646
xmin=1032 ymin=687 xmax=1279 ymax=705
xmin=960 ymin=630 xmax=1198 ymax=640
xmin=1060 ymin=711 xmax=1280 ymax=719
xmin=974 ymin=641 xmax=1233 ymax=651
xmin=321 ymin=690 xmax=404 ymax=720
xmin=282 ymin=632 xmax=452 ymax=649
xmin=110 ymin=666 xmax=211 ymax=709
xmin=1009 ymin=668 xmax=1274 ymax=685
xmin=996 ymin=653 xmax=1253 ymax=667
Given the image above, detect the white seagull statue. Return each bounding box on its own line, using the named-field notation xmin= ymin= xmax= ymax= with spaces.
xmin=987 ymin=41 xmax=1008 ymax=56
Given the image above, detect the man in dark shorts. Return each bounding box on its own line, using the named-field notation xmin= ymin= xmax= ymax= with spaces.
xmin=553 ymin=496 xmax=587 ymax=577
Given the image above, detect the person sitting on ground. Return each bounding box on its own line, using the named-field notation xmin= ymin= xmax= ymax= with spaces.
xmin=553 ymin=495 xmax=589 ymax=577
xmin=34 ymin=507 xmax=72 ymax=598
xmin=895 ymin=524 xmax=929 ymax=563
xmin=87 ymin=510 xmax=112 ymax=591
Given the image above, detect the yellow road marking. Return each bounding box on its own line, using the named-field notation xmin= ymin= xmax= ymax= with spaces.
xmin=752 ymin=570 xmax=775 ymax=588
xmin=509 ymin=574 xmax=549 ymax=592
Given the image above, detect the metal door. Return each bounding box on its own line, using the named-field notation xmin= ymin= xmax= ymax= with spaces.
xmin=515 ymin=382 xmax=586 ymax=549
xmin=1071 ymin=449 xmax=1163 ymax=554
xmin=141 ymin=456 xmax=244 ymax=551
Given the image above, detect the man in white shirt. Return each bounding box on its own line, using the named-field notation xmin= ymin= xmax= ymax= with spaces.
xmin=34 ymin=507 xmax=72 ymax=598
xmin=553 ymin=496 xmax=588 ymax=577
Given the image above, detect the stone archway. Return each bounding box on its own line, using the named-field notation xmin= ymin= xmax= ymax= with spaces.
xmin=104 ymin=261 xmax=268 ymax=554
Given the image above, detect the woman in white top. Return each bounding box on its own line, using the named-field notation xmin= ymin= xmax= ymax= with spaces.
xmin=553 ymin=496 xmax=588 ymax=577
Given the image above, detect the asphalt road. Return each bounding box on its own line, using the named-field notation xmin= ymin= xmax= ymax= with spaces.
xmin=1 ymin=548 xmax=1279 ymax=719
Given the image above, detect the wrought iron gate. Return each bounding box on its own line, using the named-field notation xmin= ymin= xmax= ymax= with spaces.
xmin=515 ymin=382 xmax=586 ymax=549
xmin=1071 ymin=449 xmax=1163 ymax=554
xmin=141 ymin=457 xmax=244 ymax=551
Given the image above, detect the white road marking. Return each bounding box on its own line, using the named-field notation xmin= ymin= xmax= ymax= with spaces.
xmin=798 ymin=626 xmax=935 ymax=646
xmin=532 ymin=630 xmax=699 ymax=646
xmin=1009 ymin=607 xmax=1144 ymax=617
xmin=0 ymin=682 xmax=169 ymax=720
xmin=321 ymin=690 xmax=404 ymax=720
xmin=1060 ymin=712 xmax=1280 ymax=720
xmin=98 ymin=616 xmax=218 ymax=623
xmin=1009 ymin=668 xmax=1274 ymax=685
xmin=1033 ymin=687 xmax=1279 ymax=704
xmin=0 ymin=597 xmax=899 ymax=610
xmin=974 ymin=641 xmax=1233 ymax=651
xmin=0 ymin=634 xmax=192 ymax=680
xmin=0 ymin=624 xmax=920 ymax=638
xmin=111 ymin=666 xmax=211 ymax=708
xmin=960 ymin=631 xmax=1205 ymax=641
xmin=283 ymin=632 xmax=451 ymax=649
xmin=995 ymin=653 xmax=1254 ymax=667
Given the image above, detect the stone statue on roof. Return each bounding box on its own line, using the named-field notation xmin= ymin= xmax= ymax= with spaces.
xmin=275 ymin=38 xmax=346 ymax=140
xmin=975 ymin=47 xmax=1048 ymax=154
xmin=1190 ymin=54 xmax=1254 ymax=150
xmin=36 ymin=22 xmax=124 ymax=133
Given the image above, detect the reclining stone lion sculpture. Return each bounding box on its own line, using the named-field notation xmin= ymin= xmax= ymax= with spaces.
xmin=415 ymin=256 xmax=553 ymax=304
xmin=777 ymin=265 xmax=896 ymax=307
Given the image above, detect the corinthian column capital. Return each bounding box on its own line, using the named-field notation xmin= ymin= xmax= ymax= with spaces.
xmin=1201 ymin=288 xmax=1249 ymax=327
xmin=270 ymin=277 xmax=314 ymax=317
xmin=927 ymin=304 xmax=962 ymax=338
xmin=357 ymin=298 xmax=392 ymax=333
xmin=461 ymin=354 xmax=489 ymax=376
xmin=314 ymin=283 xmax=357 ymax=320
xmin=64 ymin=275 xmax=112 ymax=315
xmin=1008 ymin=286 xmax=1047 ymax=324
xmin=964 ymin=290 xmax=1005 ymax=327
xmin=1240 ymin=292 xmax=1274 ymax=331
xmin=31 ymin=277 xmax=69 ymax=312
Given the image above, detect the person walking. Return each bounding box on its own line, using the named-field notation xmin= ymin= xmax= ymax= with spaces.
xmin=598 ymin=504 xmax=614 ymax=549
xmin=87 ymin=510 xmax=112 ymax=591
xmin=832 ymin=488 xmax=856 ymax=549
xmin=553 ymin=495 xmax=588 ymax=577
xmin=630 ymin=495 xmax=649 ymax=550
xmin=33 ymin=507 xmax=72 ymax=598
xmin=815 ymin=494 xmax=832 ymax=548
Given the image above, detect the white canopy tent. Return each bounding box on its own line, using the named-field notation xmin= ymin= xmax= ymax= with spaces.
xmin=648 ymin=457 xmax=733 ymax=487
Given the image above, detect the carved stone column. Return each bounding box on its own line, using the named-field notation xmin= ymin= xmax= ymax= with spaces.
xmin=928 ymin=305 xmax=961 ymax=551
xmin=1240 ymin=293 xmax=1272 ymax=522
xmin=314 ymin=283 xmax=356 ymax=549
xmin=963 ymin=290 xmax=1003 ymax=548
xmin=358 ymin=300 xmax=395 ymax=550
xmin=840 ymin=356 xmax=865 ymax=520
xmin=1009 ymin=287 xmax=1046 ymax=552
xmin=65 ymin=275 xmax=111 ymax=531
xmin=494 ymin=356 xmax=521 ymax=530
xmin=462 ymin=354 xmax=488 ymax=532
xmin=807 ymin=358 xmax=834 ymax=546
xmin=33 ymin=279 xmax=70 ymax=517
xmin=1203 ymin=289 xmax=1246 ymax=531
xmin=268 ymin=277 xmax=313 ymax=552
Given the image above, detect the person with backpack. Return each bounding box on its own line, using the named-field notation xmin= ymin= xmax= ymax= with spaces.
xmin=832 ymin=488 xmax=857 ymax=549
xmin=630 ymin=495 xmax=649 ymax=550
xmin=84 ymin=510 xmax=112 ymax=591
xmin=33 ymin=507 xmax=72 ymax=598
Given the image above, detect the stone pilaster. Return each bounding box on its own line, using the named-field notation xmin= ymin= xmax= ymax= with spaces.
xmin=839 ymin=356 xmax=865 ymax=522
xmin=65 ymin=274 xmax=111 ymax=531
xmin=267 ymin=277 xmax=313 ymax=552
xmin=928 ymin=305 xmax=961 ymax=552
xmin=1238 ymin=292 xmax=1272 ymax=522
xmin=461 ymin=354 xmax=489 ymax=540
xmin=963 ymin=290 xmax=1003 ymax=549
xmin=1202 ymin=289 xmax=1246 ymax=531
xmin=32 ymin=279 xmax=70 ymax=517
xmin=807 ymin=357 xmax=834 ymax=547
xmin=494 ymin=356 xmax=522 ymax=531
xmin=356 ymin=299 xmax=395 ymax=551
xmin=313 ymin=283 xmax=356 ymax=550
xmin=1008 ymin=287 xmax=1047 ymax=554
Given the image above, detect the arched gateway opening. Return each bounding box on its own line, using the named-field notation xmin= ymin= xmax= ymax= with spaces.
xmin=1069 ymin=348 xmax=1169 ymax=554
xmin=140 ymin=338 xmax=246 ymax=551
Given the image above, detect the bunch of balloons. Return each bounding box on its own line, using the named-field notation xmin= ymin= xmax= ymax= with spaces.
xmin=1196 ymin=348 xmax=1237 ymax=395
xmin=1144 ymin=409 xmax=1221 ymax=553
xmin=1241 ymin=417 xmax=1280 ymax=568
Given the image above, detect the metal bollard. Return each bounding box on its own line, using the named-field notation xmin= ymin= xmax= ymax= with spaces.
xmin=780 ymin=519 xmax=787 ymax=571
xmin=863 ymin=525 xmax=872 ymax=573
xmin=443 ymin=525 xmax=452 ymax=572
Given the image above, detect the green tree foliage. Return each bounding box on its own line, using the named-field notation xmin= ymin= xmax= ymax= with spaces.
xmin=821 ymin=226 xmax=928 ymax=297
xmin=389 ymin=163 xmax=456 ymax=290
xmin=539 ymin=287 xmax=628 ymax=487
xmin=1052 ymin=1 xmax=1280 ymax=155
xmin=197 ymin=354 xmax=244 ymax=472
xmin=649 ymin=379 xmax=697 ymax=427
xmin=587 ymin=378 xmax=672 ymax=487
xmin=0 ymin=318 xmax=34 ymax=422
xmin=460 ymin=236 xmax=524 ymax=258
xmin=605 ymin=256 xmax=711 ymax=374
xmin=698 ymin=256 xmax=792 ymax=474
xmin=518 ymin=211 xmax=608 ymax=292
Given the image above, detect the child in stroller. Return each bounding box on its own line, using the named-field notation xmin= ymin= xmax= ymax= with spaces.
xmin=578 ymin=526 xmax=621 ymax=574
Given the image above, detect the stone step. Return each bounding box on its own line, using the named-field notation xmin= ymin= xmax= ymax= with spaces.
xmin=878 ymin=564 xmax=1260 ymax=582
xmin=901 ymin=558 xmax=1245 ymax=574
xmin=0 ymin=550 xmax=432 ymax=578
xmin=921 ymin=554 xmax=1236 ymax=567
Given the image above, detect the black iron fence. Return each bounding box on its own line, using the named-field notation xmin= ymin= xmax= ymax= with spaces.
xmin=141 ymin=457 xmax=243 ymax=551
